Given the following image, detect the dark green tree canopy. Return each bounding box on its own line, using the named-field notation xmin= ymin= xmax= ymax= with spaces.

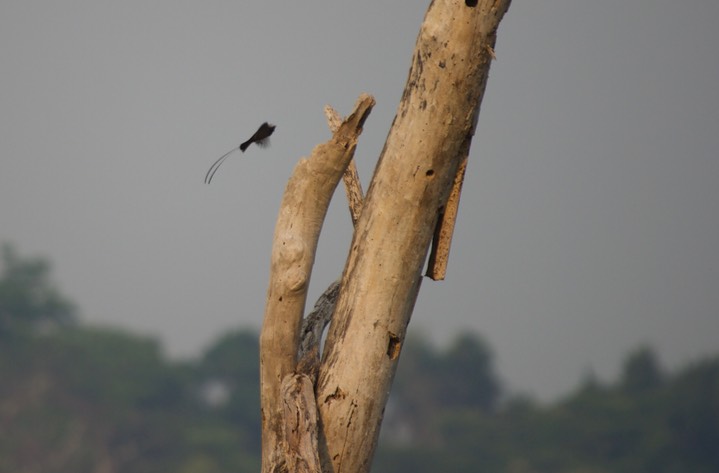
xmin=0 ymin=243 xmax=76 ymax=337
xmin=621 ymin=345 xmax=664 ymax=393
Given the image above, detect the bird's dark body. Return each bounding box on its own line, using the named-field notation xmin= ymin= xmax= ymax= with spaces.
xmin=240 ymin=122 xmax=275 ymax=152
xmin=205 ymin=122 xmax=276 ymax=184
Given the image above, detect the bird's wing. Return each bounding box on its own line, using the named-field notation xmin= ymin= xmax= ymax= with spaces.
xmin=254 ymin=137 xmax=271 ymax=147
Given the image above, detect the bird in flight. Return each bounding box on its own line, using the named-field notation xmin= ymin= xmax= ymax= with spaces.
xmin=205 ymin=122 xmax=276 ymax=184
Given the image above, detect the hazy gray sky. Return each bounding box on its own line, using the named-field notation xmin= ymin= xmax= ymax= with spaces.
xmin=2 ymin=1 xmax=717 ymax=401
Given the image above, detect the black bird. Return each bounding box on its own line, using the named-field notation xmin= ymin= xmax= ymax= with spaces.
xmin=205 ymin=122 xmax=276 ymax=184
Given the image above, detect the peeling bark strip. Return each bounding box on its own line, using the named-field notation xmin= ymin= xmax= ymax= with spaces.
xmin=317 ymin=1 xmax=511 ymax=473
xmin=426 ymin=148 xmax=469 ymax=281
xmin=260 ymin=95 xmax=374 ymax=473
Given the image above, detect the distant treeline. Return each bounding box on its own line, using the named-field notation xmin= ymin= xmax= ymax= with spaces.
xmin=1 ymin=243 xmax=717 ymax=473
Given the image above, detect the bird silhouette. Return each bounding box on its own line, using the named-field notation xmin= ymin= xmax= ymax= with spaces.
xmin=205 ymin=122 xmax=276 ymax=184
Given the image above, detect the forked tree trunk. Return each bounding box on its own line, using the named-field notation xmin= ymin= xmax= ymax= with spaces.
xmin=259 ymin=1 xmax=511 ymax=472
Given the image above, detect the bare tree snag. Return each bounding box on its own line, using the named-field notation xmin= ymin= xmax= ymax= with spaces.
xmin=258 ymin=1 xmax=511 ymax=472
xmin=260 ymin=94 xmax=374 ymax=473
xmin=315 ymin=1 xmax=511 ymax=472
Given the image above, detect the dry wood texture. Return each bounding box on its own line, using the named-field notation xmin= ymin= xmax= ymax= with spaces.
xmin=258 ymin=1 xmax=511 ymax=472
xmin=315 ymin=1 xmax=511 ymax=472
xmin=260 ymin=95 xmax=374 ymax=473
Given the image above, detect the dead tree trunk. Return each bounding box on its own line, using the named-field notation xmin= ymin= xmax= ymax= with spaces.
xmin=259 ymin=1 xmax=511 ymax=472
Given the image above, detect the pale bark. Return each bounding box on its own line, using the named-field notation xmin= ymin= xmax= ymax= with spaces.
xmin=426 ymin=149 xmax=469 ymax=280
xmin=325 ymin=105 xmax=365 ymax=226
xmin=260 ymin=95 xmax=375 ymax=473
xmin=258 ymin=1 xmax=511 ymax=472
xmin=316 ymin=1 xmax=512 ymax=472
xmin=281 ymin=373 xmax=322 ymax=473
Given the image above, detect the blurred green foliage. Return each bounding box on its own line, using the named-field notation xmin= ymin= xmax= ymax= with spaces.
xmin=1 ymin=244 xmax=717 ymax=473
xmin=0 ymin=243 xmax=76 ymax=337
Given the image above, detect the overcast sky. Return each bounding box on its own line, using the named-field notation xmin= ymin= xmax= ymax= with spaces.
xmin=2 ymin=1 xmax=717 ymax=401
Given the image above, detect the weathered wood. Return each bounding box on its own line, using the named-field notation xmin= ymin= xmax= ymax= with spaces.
xmin=325 ymin=105 xmax=365 ymax=225
xmin=281 ymin=373 xmax=322 ymax=473
xmin=316 ymin=1 xmax=511 ymax=472
xmin=426 ymin=147 xmax=469 ymax=280
xmin=260 ymin=95 xmax=374 ymax=473
xmin=297 ymin=279 xmax=341 ymax=380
